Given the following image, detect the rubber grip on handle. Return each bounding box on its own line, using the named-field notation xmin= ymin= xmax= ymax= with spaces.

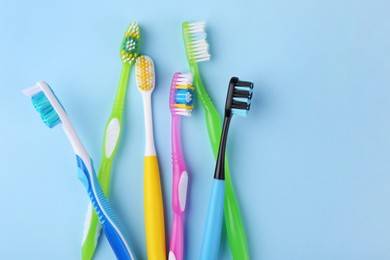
xmin=76 ymin=155 xmax=135 ymax=260
xmin=81 ymin=158 xmax=113 ymax=260
xmin=200 ymin=179 xmax=225 ymax=260
xmin=144 ymin=156 xmax=166 ymax=260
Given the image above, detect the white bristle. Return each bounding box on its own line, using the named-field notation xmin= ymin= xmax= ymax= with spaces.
xmin=172 ymin=73 xmax=194 ymax=117
xmin=22 ymin=84 xmax=41 ymax=96
xmin=176 ymin=74 xmax=193 ymax=85
xmin=186 ymin=21 xmax=211 ymax=63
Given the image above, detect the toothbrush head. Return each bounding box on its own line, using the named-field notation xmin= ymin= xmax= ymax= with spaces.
xmin=225 ymin=77 xmax=254 ymax=118
xmin=120 ymin=22 xmax=140 ymax=64
xmin=23 ymin=81 xmax=65 ymax=128
xmin=182 ymin=21 xmax=211 ymax=64
xmin=135 ymin=55 xmax=155 ymax=92
xmin=169 ymin=72 xmax=194 ymax=116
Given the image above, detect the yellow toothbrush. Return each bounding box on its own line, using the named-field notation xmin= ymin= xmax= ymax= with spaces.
xmin=135 ymin=55 xmax=166 ymax=259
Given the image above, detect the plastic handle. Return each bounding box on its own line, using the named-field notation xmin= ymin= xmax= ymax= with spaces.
xmin=81 ymin=158 xmax=113 ymax=260
xmin=76 ymin=155 xmax=135 ymax=260
xmin=224 ymin=174 xmax=250 ymax=259
xmin=200 ymin=179 xmax=225 ymax=260
xmin=191 ymin=70 xmax=250 ymax=259
xmin=169 ymin=213 xmax=184 ymax=260
xmin=81 ymin=63 xmax=130 ymax=260
xmin=144 ymin=155 xmax=166 ymax=260
xmin=169 ymin=169 xmax=188 ymax=260
xmin=169 ymin=115 xmax=188 ymax=260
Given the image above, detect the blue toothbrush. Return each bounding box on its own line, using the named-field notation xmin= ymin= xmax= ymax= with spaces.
xmin=200 ymin=77 xmax=253 ymax=259
xmin=23 ymin=81 xmax=136 ymax=260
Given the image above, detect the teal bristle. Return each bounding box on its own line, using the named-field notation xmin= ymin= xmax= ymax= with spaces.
xmin=231 ymin=84 xmax=253 ymax=117
xmin=31 ymin=91 xmax=61 ymax=128
xmin=232 ymin=108 xmax=249 ymax=117
xmin=232 ymin=97 xmax=251 ymax=104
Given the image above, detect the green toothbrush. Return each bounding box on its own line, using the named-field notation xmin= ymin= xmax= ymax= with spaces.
xmin=182 ymin=21 xmax=250 ymax=259
xmin=81 ymin=21 xmax=140 ymax=260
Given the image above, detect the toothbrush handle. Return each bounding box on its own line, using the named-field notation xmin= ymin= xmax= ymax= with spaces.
xmin=82 ymin=115 xmax=122 ymax=259
xmin=193 ymin=72 xmax=250 ymax=259
xmin=224 ymin=172 xmax=250 ymax=259
xmin=81 ymin=158 xmax=112 ymax=259
xmin=169 ymin=168 xmax=188 ymax=260
xmin=200 ymin=179 xmax=225 ymax=260
xmin=169 ymin=213 xmax=184 ymax=260
xmin=144 ymin=155 xmax=166 ymax=260
xmin=76 ymin=155 xmax=135 ymax=260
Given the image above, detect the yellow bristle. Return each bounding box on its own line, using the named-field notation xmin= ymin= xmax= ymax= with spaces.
xmin=176 ymin=84 xmax=194 ymax=90
xmin=135 ymin=56 xmax=155 ymax=91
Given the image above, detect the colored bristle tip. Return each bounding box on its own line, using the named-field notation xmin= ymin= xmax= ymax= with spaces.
xmin=183 ymin=21 xmax=211 ymax=63
xmin=170 ymin=72 xmax=194 ymax=116
xmin=135 ymin=56 xmax=155 ymax=91
xmin=226 ymin=78 xmax=254 ymax=117
xmin=31 ymin=91 xmax=61 ymax=128
xmin=231 ymin=108 xmax=249 ymax=117
xmin=120 ymin=22 xmax=140 ymax=63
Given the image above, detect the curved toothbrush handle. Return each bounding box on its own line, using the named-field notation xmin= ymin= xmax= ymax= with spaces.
xmin=144 ymin=155 xmax=166 ymax=260
xmin=193 ymin=72 xmax=250 ymax=259
xmin=76 ymin=155 xmax=135 ymax=260
xmin=169 ymin=213 xmax=184 ymax=260
xmin=81 ymin=158 xmax=113 ymax=260
xmin=169 ymin=168 xmax=188 ymax=260
xmin=81 ymin=204 xmax=101 ymax=260
xmin=200 ymin=179 xmax=225 ymax=260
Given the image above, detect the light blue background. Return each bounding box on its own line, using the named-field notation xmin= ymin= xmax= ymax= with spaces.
xmin=0 ymin=0 xmax=389 ymax=259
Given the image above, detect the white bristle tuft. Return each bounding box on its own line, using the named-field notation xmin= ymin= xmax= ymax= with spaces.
xmin=185 ymin=21 xmax=211 ymax=63
xmin=176 ymin=74 xmax=193 ymax=85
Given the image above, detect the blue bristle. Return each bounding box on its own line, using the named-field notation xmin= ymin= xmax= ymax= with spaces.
xmin=233 ymin=97 xmax=251 ymax=104
xmin=175 ymin=89 xmax=193 ymax=106
xmin=31 ymin=91 xmax=61 ymax=128
xmin=234 ymin=85 xmax=253 ymax=93
xmin=232 ymin=108 xmax=249 ymax=117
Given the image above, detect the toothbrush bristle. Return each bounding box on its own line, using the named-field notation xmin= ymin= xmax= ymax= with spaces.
xmin=120 ymin=22 xmax=140 ymax=64
xmin=23 ymin=84 xmax=62 ymax=128
xmin=226 ymin=78 xmax=253 ymax=117
xmin=170 ymin=72 xmax=194 ymax=117
xmin=231 ymin=84 xmax=253 ymax=117
xmin=135 ymin=55 xmax=155 ymax=91
xmin=183 ymin=21 xmax=211 ymax=63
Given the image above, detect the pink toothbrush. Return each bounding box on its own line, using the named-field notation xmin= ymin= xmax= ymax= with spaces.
xmin=168 ymin=72 xmax=194 ymax=260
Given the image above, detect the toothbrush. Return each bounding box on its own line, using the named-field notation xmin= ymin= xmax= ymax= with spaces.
xmin=182 ymin=21 xmax=250 ymax=259
xmin=81 ymin=22 xmax=140 ymax=260
xmin=168 ymin=72 xmax=194 ymax=260
xmin=23 ymin=81 xmax=136 ymax=260
xmin=200 ymin=77 xmax=253 ymax=259
xmin=135 ymin=55 xmax=166 ymax=260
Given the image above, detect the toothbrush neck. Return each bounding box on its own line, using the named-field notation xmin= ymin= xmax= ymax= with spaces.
xmin=214 ymin=115 xmax=232 ymax=180
xmin=143 ymin=92 xmax=156 ymax=156
xmin=171 ymin=115 xmax=185 ymax=170
xmin=113 ymin=62 xmax=131 ymax=113
xmin=190 ymin=63 xmax=213 ymax=109
xmin=62 ymin=118 xmax=91 ymax=171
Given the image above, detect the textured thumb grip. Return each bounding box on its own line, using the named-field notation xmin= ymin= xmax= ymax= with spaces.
xmin=81 ymin=158 xmax=113 ymax=260
xmin=144 ymin=156 xmax=166 ymax=260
